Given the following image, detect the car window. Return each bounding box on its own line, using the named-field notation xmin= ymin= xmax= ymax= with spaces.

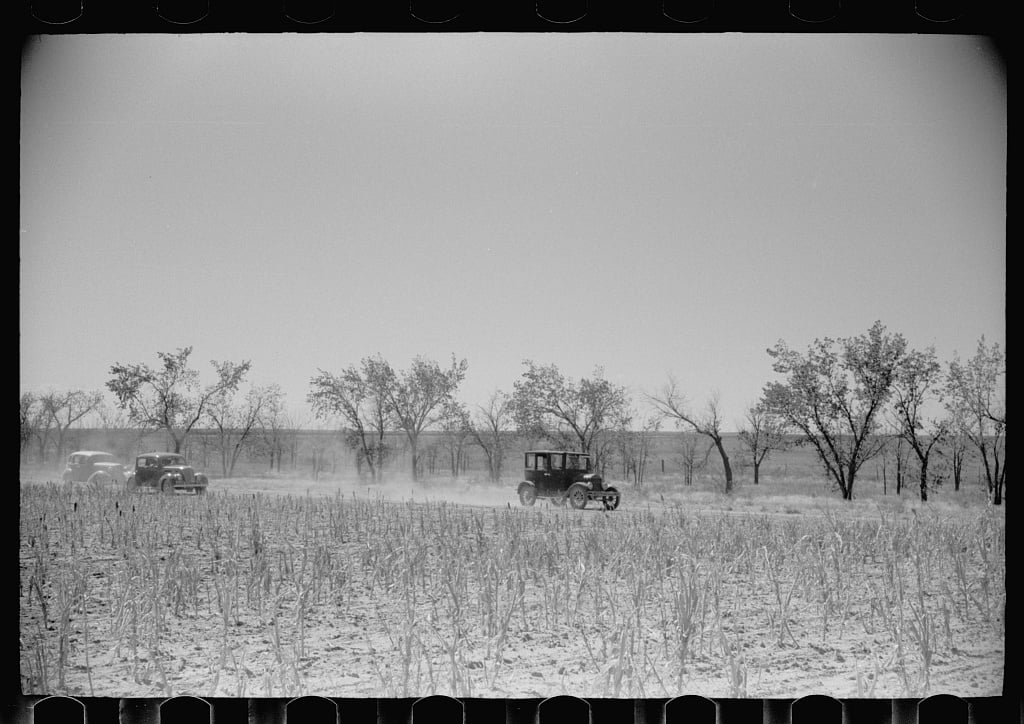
xmin=525 ymin=453 xmax=535 ymax=469
xmin=566 ymin=454 xmax=578 ymax=469
xmin=535 ymin=454 xmax=548 ymax=470
xmin=551 ymin=454 xmax=563 ymax=470
xmin=580 ymin=456 xmax=591 ymax=471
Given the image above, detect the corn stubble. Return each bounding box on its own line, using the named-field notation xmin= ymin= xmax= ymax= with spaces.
xmin=19 ymin=483 xmax=1004 ymax=698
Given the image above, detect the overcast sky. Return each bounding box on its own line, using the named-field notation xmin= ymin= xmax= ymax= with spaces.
xmin=19 ymin=34 xmax=1005 ymax=430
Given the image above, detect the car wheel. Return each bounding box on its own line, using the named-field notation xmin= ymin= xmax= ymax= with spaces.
xmin=61 ymin=472 xmax=72 ymax=485
xmin=88 ymin=471 xmax=112 ymax=489
xmin=518 ymin=483 xmax=537 ymax=507
xmin=159 ymin=476 xmax=174 ymax=495
xmin=125 ymin=475 xmax=137 ymax=493
xmin=195 ymin=485 xmax=207 ymax=495
xmin=568 ymin=483 xmax=588 ymax=510
xmin=602 ymin=486 xmax=621 ymax=511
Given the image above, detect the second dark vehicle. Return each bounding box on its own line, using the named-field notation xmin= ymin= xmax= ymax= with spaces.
xmin=61 ymin=450 xmax=128 ymax=487
xmin=516 ymin=450 xmax=620 ymax=510
xmin=126 ymin=452 xmax=209 ymax=495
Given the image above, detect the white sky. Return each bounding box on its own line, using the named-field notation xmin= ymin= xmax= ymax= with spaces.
xmin=19 ymin=34 xmax=1006 ymax=430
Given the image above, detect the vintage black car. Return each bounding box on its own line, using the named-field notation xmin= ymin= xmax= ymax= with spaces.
xmin=61 ymin=450 xmax=127 ymax=487
xmin=126 ymin=452 xmax=209 ymax=494
xmin=516 ymin=450 xmax=620 ymax=510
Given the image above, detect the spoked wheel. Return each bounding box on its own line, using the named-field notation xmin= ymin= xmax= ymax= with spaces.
xmin=159 ymin=477 xmax=174 ymax=495
xmin=602 ymin=486 xmax=621 ymax=511
xmin=567 ymin=483 xmax=588 ymax=510
xmin=518 ymin=483 xmax=537 ymax=507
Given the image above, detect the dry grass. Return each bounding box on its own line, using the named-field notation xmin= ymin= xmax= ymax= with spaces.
xmin=19 ymin=470 xmax=1004 ymax=699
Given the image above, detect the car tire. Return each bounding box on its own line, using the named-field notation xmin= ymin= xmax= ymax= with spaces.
xmin=125 ymin=475 xmax=137 ymax=493
xmin=61 ymin=472 xmax=72 ymax=485
xmin=568 ymin=483 xmax=588 ymax=510
xmin=602 ymin=486 xmax=621 ymax=511
xmin=517 ymin=482 xmax=537 ymax=507
xmin=88 ymin=471 xmax=111 ymax=489
xmin=159 ymin=476 xmax=174 ymax=495
xmin=195 ymin=485 xmax=207 ymax=495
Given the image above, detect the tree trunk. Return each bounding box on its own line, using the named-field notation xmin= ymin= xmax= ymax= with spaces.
xmin=409 ymin=437 xmax=419 ymax=481
xmin=843 ymin=463 xmax=856 ymax=500
xmin=919 ymin=464 xmax=928 ymax=502
xmin=712 ymin=437 xmax=733 ymax=494
xmin=753 ymin=461 xmax=760 ymax=485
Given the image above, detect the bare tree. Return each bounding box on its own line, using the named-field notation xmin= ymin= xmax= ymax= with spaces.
xmin=762 ymin=321 xmax=907 ymax=500
xmin=676 ymin=432 xmax=711 ymax=487
xmin=649 ymin=381 xmax=734 ymax=493
xmin=302 ymin=421 xmax=337 ymax=481
xmin=41 ymin=389 xmax=104 ymax=467
xmin=946 ymin=337 xmax=1005 ymax=504
xmin=468 ymin=389 xmax=513 ymax=483
xmin=20 ymin=393 xmax=38 ymax=463
xmin=308 ymin=358 xmax=395 ymax=483
xmin=207 ymin=384 xmax=283 ymax=477
xmin=255 ymin=387 xmax=291 ymax=472
xmin=511 ymin=361 xmax=628 ymax=469
xmin=737 ymin=402 xmax=790 ymax=485
xmin=378 ymin=355 xmax=468 ymax=482
xmin=943 ymin=407 xmax=975 ymax=492
xmin=613 ymin=407 xmax=661 ymax=486
xmin=437 ymin=401 xmax=472 ymax=478
xmin=27 ymin=396 xmax=55 ymax=465
xmin=876 ymin=423 xmax=913 ymax=496
xmin=107 ymin=347 xmax=251 ymax=454
xmin=890 ymin=347 xmax=950 ymax=502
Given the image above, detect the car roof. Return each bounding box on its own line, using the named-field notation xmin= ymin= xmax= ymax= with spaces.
xmin=138 ymin=452 xmax=184 ymax=457
xmin=70 ymin=450 xmax=116 ymax=457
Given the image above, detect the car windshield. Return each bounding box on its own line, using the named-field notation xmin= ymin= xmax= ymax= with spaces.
xmin=92 ymin=454 xmax=115 ymax=463
xmin=164 ymin=456 xmax=185 ymax=466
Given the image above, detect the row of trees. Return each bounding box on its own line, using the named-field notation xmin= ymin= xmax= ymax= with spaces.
xmin=644 ymin=322 xmax=1004 ymax=504
xmin=762 ymin=322 xmax=1005 ymax=504
xmin=19 ymin=322 xmax=1005 ymax=503
xmin=21 ymin=348 xmax=294 ymax=478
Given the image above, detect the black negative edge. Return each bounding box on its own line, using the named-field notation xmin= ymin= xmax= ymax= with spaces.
xmin=11 ymin=0 xmax=1014 ymax=722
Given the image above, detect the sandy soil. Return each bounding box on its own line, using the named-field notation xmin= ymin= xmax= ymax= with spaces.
xmin=19 ymin=474 xmax=1004 ymax=700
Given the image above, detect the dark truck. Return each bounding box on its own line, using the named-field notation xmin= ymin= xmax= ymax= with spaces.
xmin=516 ymin=450 xmax=620 ymax=510
xmin=126 ymin=452 xmax=209 ymax=495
